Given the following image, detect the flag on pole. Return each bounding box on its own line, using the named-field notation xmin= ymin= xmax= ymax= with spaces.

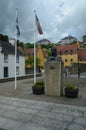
xmin=34 ymin=10 xmax=43 ymax=35
xmin=16 ymin=8 xmax=20 ymax=37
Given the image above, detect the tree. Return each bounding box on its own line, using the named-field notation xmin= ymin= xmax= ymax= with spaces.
xmin=0 ymin=34 xmax=9 ymax=42
xmin=47 ymin=50 xmax=52 ymax=56
xmin=17 ymin=40 xmax=25 ymax=52
xmin=25 ymin=56 xmax=40 ymax=68
xmin=41 ymin=43 xmax=53 ymax=49
xmin=25 ymin=43 xmax=34 ymax=48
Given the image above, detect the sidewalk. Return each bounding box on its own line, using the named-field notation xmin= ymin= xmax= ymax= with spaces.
xmin=68 ymin=74 xmax=86 ymax=79
xmin=64 ymin=72 xmax=86 ymax=79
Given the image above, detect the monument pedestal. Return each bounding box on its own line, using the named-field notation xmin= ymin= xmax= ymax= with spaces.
xmin=44 ymin=61 xmax=63 ymax=96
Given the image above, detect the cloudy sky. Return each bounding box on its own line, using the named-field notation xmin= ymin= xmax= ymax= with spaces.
xmin=0 ymin=0 xmax=86 ymax=43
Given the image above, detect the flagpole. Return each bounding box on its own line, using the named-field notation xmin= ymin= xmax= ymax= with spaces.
xmin=34 ymin=10 xmax=43 ymax=84
xmin=34 ymin=30 xmax=36 ymax=84
xmin=15 ymin=9 xmax=18 ymax=90
xmin=15 ymin=38 xmax=17 ymax=89
xmin=15 ymin=8 xmax=20 ymax=89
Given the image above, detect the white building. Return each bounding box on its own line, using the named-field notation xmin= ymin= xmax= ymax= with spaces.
xmin=58 ymin=35 xmax=77 ymax=44
xmin=0 ymin=40 xmax=25 ymax=79
xmin=36 ymin=38 xmax=51 ymax=45
xmin=9 ymin=37 xmax=15 ymax=46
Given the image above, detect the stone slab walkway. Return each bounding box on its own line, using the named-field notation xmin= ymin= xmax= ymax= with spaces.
xmin=0 ymin=96 xmax=86 ymax=130
xmin=0 ymin=75 xmax=86 ymax=130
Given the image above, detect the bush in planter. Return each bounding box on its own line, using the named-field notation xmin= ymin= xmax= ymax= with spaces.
xmin=64 ymin=82 xmax=79 ymax=98
xmin=32 ymin=80 xmax=45 ymax=94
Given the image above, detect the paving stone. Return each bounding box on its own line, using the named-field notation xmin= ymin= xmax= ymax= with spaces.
xmin=0 ymin=104 xmax=17 ymax=111
xmin=0 ymin=117 xmax=23 ymax=130
xmin=68 ymin=123 xmax=85 ymax=130
xmin=1 ymin=111 xmax=33 ymax=123
xmin=14 ymin=123 xmax=52 ymax=130
xmin=74 ymin=117 xmax=86 ymax=126
xmin=16 ymin=107 xmax=39 ymax=114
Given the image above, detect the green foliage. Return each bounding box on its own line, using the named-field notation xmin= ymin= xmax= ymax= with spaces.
xmin=17 ymin=40 xmax=24 ymax=47
xmin=55 ymin=43 xmax=61 ymax=46
xmin=25 ymin=43 xmax=34 ymax=48
xmin=34 ymin=80 xmax=44 ymax=87
xmin=25 ymin=56 xmax=40 ymax=67
xmin=0 ymin=34 xmax=9 ymax=42
xmin=47 ymin=49 xmax=52 ymax=56
xmin=65 ymin=82 xmax=78 ymax=90
xmin=41 ymin=44 xmax=53 ymax=49
xmin=24 ymin=43 xmax=55 ymax=49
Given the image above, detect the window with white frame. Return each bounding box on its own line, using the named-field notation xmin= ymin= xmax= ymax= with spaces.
xmin=16 ymin=55 xmax=19 ymax=63
xmin=4 ymin=54 xmax=8 ymax=63
xmin=16 ymin=66 xmax=19 ymax=75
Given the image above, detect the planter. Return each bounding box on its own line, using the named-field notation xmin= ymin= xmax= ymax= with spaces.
xmin=65 ymin=88 xmax=79 ymax=98
xmin=32 ymin=86 xmax=44 ymax=95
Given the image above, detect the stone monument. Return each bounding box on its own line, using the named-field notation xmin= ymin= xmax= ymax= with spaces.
xmin=44 ymin=46 xmax=63 ymax=96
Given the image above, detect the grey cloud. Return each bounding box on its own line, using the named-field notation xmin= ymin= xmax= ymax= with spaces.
xmin=0 ymin=0 xmax=86 ymax=43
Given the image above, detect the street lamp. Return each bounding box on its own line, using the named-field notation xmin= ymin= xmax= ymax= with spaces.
xmin=77 ymin=48 xmax=80 ymax=78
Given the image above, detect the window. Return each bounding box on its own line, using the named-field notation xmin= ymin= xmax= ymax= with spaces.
xmin=70 ymin=50 xmax=73 ymax=55
xmin=4 ymin=54 xmax=8 ymax=63
xmin=65 ymin=59 xmax=67 ymax=62
xmin=16 ymin=55 xmax=19 ymax=63
xmin=16 ymin=67 xmax=19 ymax=75
xmin=79 ymin=58 xmax=83 ymax=61
xmin=70 ymin=58 xmax=73 ymax=62
xmin=64 ymin=50 xmax=68 ymax=55
xmin=60 ymin=51 xmax=63 ymax=55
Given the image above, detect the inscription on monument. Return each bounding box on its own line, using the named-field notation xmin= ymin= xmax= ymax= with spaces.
xmin=50 ymin=66 xmax=55 ymax=70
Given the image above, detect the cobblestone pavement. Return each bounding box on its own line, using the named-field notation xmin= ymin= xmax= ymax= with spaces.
xmin=0 ymin=96 xmax=86 ymax=130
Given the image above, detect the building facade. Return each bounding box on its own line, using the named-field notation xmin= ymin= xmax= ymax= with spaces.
xmin=0 ymin=40 xmax=25 ymax=79
xmin=78 ymin=48 xmax=86 ymax=64
xmin=56 ymin=44 xmax=78 ymax=67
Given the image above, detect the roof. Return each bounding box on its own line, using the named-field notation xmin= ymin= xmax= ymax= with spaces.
xmin=61 ymin=35 xmax=77 ymax=41
xmin=56 ymin=44 xmax=78 ymax=54
xmin=36 ymin=39 xmax=51 ymax=45
xmin=0 ymin=40 xmax=23 ymax=56
xmin=58 ymin=35 xmax=77 ymax=44
xmin=83 ymin=35 xmax=86 ymax=38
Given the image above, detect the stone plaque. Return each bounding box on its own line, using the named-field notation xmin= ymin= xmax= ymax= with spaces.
xmin=49 ymin=66 xmax=55 ymax=70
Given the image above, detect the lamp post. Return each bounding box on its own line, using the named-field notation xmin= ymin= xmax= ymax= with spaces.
xmin=77 ymin=48 xmax=80 ymax=78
